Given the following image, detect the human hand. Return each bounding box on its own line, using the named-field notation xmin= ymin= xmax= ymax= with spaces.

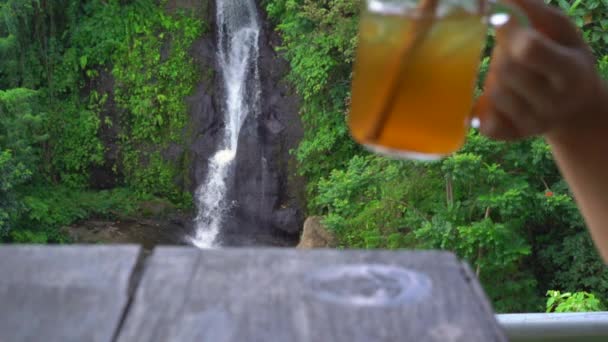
xmin=473 ymin=0 xmax=608 ymax=142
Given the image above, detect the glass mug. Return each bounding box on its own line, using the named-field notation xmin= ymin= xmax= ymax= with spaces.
xmin=348 ymin=0 xmax=528 ymax=160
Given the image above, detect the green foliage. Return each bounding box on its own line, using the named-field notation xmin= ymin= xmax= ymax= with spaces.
xmin=599 ymin=55 xmax=608 ymax=79
xmin=55 ymin=0 xmax=202 ymax=197
xmin=0 ymin=88 xmax=43 ymax=237
xmin=539 ymin=231 xmax=608 ymax=298
xmin=266 ymin=0 xmax=608 ymax=312
xmin=264 ymin=0 xmax=361 ymax=201
xmin=0 ymin=88 xmax=46 ymax=171
xmin=266 ymin=0 xmax=359 ymax=100
xmin=546 ymin=290 xmax=605 ymax=312
xmin=0 ymin=150 xmax=31 ymax=237
xmin=7 ymin=185 xmax=143 ymax=243
xmin=9 ymin=229 xmax=52 ymax=244
xmin=0 ymin=0 xmax=202 ymax=240
xmin=122 ymin=150 xmax=192 ymax=206
xmin=50 ymin=104 xmax=105 ymax=187
xmin=546 ymin=0 xmax=608 ymax=55
xmin=19 ymin=186 xmax=139 ymax=229
xmin=0 ymin=33 xmax=18 ymax=87
xmin=110 ymin=3 xmax=201 ymax=143
xmin=317 ymin=155 xmax=419 ymax=249
xmin=315 ymin=134 xmax=551 ymax=312
xmin=0 ymin=0 xmax=202 ymax=193
xmin=108 ymin=2 xmax=201 ymax=199
xmin=0 ymin=0 xmax=110 ymax=185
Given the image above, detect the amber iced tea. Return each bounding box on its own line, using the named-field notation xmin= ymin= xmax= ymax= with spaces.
xmin=349 ymin=9 xmax=487 ymax=158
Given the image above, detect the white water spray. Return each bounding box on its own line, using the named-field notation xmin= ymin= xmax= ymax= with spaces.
xmin=190 ymin=0 xmax=260 ymax=248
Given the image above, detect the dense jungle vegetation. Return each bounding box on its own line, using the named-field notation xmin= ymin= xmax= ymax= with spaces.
xmin=0 ymin=0 xmax=202 ymax=243
xmin=262 ymin=0 xmax=608 ymax=312
xmin=2 ymin=0 xmax=608 ymax=313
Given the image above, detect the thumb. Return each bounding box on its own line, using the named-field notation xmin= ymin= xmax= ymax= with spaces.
xmin=474 ymin=94 xmax=522 ymax=140
xmin=503 ymin=0 xmax=582 ymax=46
xmin=472 ymin=46 xmax=521 ymax=140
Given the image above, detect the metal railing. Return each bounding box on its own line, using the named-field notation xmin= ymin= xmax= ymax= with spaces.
xmin=496 ymin=312 xmax=608 ymax=341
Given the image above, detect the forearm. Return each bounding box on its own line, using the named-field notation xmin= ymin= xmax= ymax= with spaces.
xmin=546 ymin=97 xmax=608 ymax=262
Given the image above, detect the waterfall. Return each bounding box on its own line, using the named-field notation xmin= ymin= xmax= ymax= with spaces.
xmin=190 ymin=0 xmax=261 ymax=248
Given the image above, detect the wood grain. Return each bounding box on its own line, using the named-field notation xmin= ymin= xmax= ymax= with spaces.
xmin=0 ymin=245 xmax=141 ymax=342
xmin=117 ymin=247 xmax=506 ymax=342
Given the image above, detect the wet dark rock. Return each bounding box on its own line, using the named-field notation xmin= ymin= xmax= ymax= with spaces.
xmin=219 ymin=1 xmax=304 ymax=241
xmin=272 ymin=208 xmax=302 ymax=234
xmin=89 ymin=0 xmax=304 ymax=245
xmin=66 ymin=218 xmax=191 ymax=252
xmin=187 ymin=0 xmax=222 ymax=190
xmin=187 ymin=0 xmax=304 ymax=244
xmin=88 ymin=69 xmax=123 ymax=190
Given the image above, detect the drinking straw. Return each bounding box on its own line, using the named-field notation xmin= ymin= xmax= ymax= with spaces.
xmin=364 ymin=0 xmax=439 ymax=142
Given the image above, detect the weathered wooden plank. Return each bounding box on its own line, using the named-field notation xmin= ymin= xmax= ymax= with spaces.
xmin=115 ymin=247 xmax=201 ymax=341
xmin=0 ymin=245 xmax=141 ymax=342
xmin=118 ymin=248 xmax=506 ymax=342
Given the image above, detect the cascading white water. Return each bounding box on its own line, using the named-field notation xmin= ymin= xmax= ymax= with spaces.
xmin=190 ymin=0 xmax=260 ymax=248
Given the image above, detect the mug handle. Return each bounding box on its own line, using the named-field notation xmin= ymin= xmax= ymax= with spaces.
xmin=470 ymin=0 xmax=530 ymax=129
xmin=487 ymin=0 xmax=530 ymax=28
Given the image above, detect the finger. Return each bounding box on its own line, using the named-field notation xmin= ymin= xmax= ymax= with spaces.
xmin=496 ymin=24 xmax=573 ymax=91
xmin=474 ymin=77 xmax=522 ymax=141
xmin=494 ymin=55 xmax=557 ymax=113
xmin=490 ymin=85 xmax=532 ymax=120
xmin=490 ymin=85 xmax=547 ymax=136
xmin=503 ymin=0 xmax=582 ymax=46
xmin=478 ymin=108 xmax=522 ymax=141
